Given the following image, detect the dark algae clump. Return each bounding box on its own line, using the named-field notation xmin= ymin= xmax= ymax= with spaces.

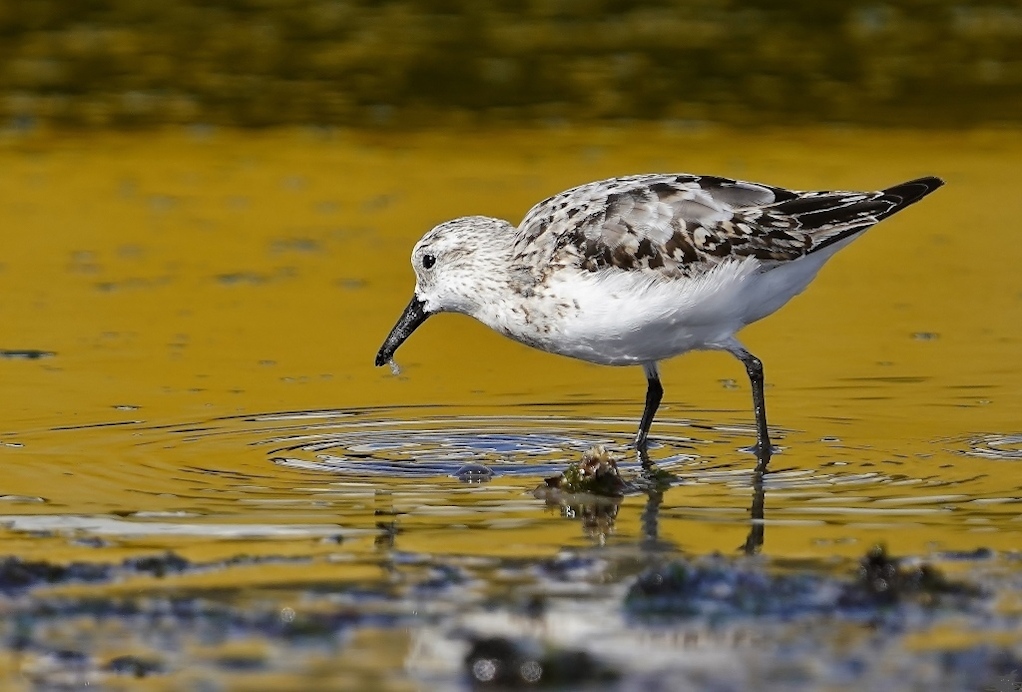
xmin=840 ymin=545 xmax=982 ymax=608
xmin=464 ymin=636 xmax=618 ymax=688
xmin=104 ymin=655 xmax=165 ymax=678
xmin=626 ymin=558 xmax=830 ymax=619
xmin=540 ymin=445 xmax=628 ymax=497
xmin=626 ymin=546 xmax=984 ymax=620
xmin=0 ymin=557 xmax=110 ymax=593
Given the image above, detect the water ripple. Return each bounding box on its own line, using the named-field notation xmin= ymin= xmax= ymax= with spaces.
xmin=955 ymin=433 xmax=1022 ymax=461
xmin=258 ymin=411 xmax=700 ymax=478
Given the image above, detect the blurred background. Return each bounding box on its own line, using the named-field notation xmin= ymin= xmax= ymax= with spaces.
xmin=1 ymin=0 xmax=1020 ymax=131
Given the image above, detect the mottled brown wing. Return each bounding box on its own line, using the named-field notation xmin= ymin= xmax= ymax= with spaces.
xmin=511 ymin=174 xmax=942 ymax=279
xmin=512 ymin=174 xmax=808 ymax=278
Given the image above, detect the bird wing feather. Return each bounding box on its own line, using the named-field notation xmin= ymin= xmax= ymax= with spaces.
xmin=512 ymin=174 xmax=914 ymax=279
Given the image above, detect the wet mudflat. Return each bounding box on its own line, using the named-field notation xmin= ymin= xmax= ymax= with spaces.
xmin=0 ymin=126 xmax=1020 ymax=689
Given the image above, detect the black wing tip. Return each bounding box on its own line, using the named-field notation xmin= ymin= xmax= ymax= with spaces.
xmin=883 ymin=176 xmax=945 ymax=207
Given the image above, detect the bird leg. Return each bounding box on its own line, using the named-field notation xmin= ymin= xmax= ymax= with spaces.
xmin=635 ymin=362 xmax=663 ymax=453
xmin=740 ymin=467 xmax=766 ymax=554
xmin=726 ymin=343 xmax=772 ymax=467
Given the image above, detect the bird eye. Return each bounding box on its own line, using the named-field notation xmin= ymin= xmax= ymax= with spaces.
xmin=421 ymin=254 xmax=436 ymax=269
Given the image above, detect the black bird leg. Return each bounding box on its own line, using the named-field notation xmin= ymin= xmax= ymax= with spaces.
xmin=740 ymin=467 xmax=766 ymax=554
xmin=727 ymin=343 xmax=772 ymax=468
xmin=635 ymin=362 xmax=663 ymax=453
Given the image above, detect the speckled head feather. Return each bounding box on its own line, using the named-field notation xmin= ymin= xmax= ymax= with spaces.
xmin=410 ymin=215 xmax=517 ymax=315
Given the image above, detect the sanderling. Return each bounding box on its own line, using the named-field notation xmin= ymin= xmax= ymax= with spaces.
xmin=375 ymin=173 xmax=943 ymax=465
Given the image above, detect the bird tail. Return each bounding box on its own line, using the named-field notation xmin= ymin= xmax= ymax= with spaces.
xmin=877 ymin=176 xmax=945 ymax=218
xmin=800 ymin=175 xmax=944 ymax=254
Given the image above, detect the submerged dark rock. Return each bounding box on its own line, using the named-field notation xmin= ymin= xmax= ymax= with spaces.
xmin=464 ymin=636 xmax=618 ymax=687
xmin=123 ymin=552 xmax=191 ymax=578
xmin=840 ymin=545 xmax=982 ymax=608
xmin=626 ymin=558 xmax=829 ymax=618
xmin=0 ymin=557 xmax=110 ymax=593
xmin=104 ymin=655 xmax=165 ymax=678
xmin=626 ymin=547 xmax=983 ymax=621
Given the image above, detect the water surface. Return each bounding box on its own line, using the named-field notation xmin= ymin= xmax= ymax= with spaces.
xmin=0 ymin=127 xmax=1020 ymax=688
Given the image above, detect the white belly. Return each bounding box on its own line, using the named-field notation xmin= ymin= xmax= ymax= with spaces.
xmin=488 ymin=251 xmax=840 ymax=366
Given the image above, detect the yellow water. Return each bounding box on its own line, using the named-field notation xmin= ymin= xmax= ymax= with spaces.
xmin=1 ymin=124 xmax=1021 ymax=686
xmin=0 ymin=126 xmax=1020 ymax=685
xmin=0 ymin=124 xmax=1017 ymax=568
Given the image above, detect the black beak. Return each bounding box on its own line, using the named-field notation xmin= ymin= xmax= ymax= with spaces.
xmin=375 ymin=296 xmax=431 ymax=366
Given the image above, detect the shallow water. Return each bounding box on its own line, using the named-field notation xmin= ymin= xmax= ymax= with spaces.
xmin=1 ymin=126 xmax=1020 ymax=688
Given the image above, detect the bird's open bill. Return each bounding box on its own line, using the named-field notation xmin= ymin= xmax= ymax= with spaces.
xmin=375 ymin=296 xmax=431 ymax=367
